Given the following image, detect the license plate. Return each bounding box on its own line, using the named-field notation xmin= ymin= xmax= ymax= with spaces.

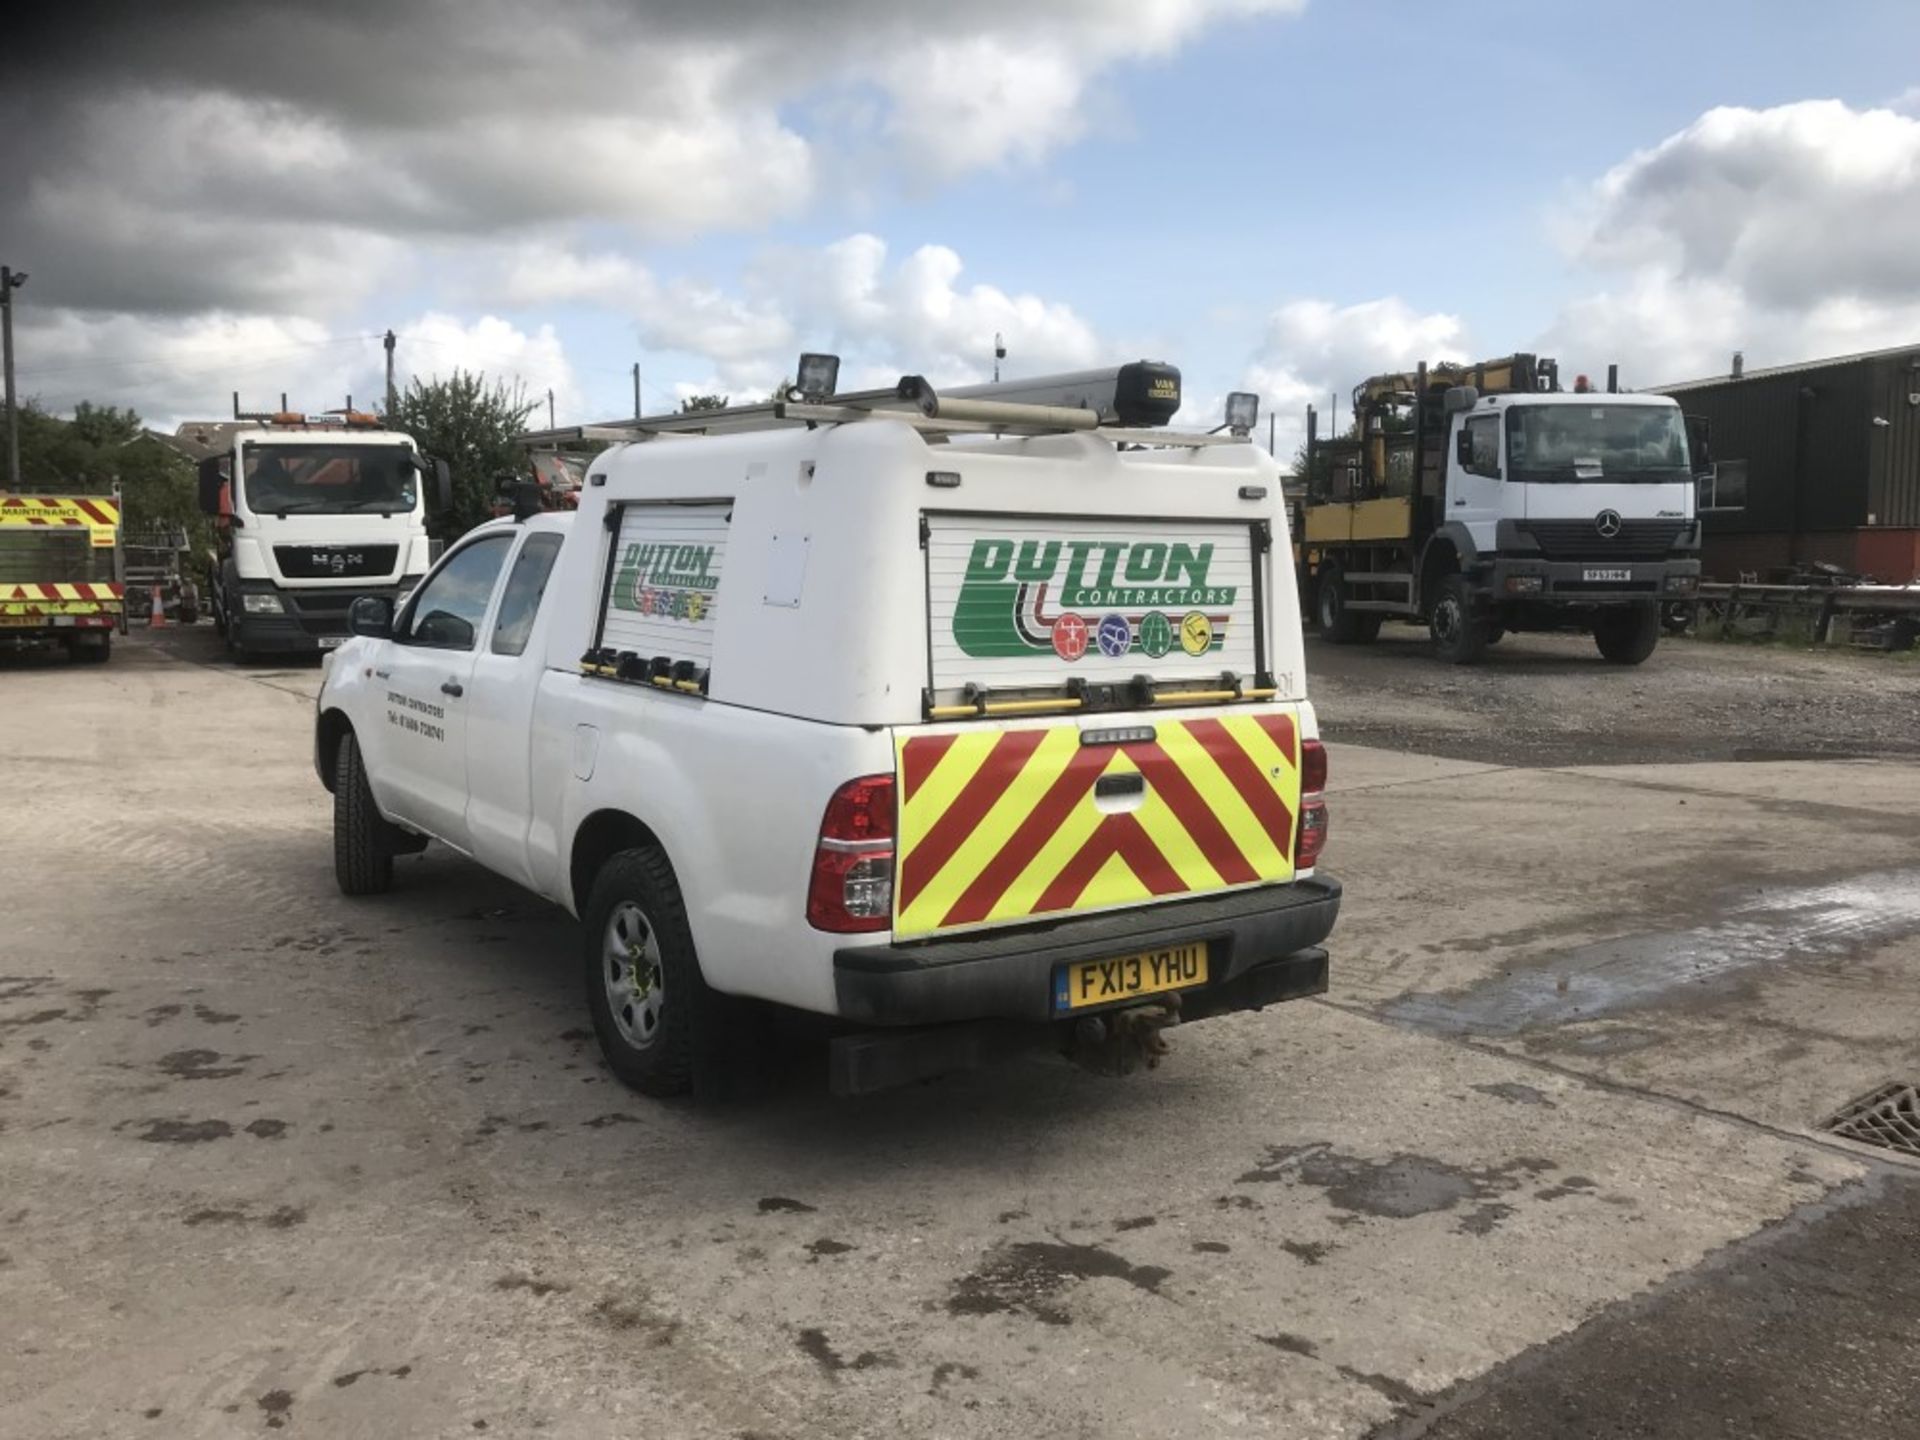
xmin=1054 ymin=942 xmax=1209 ymax=1013
xmin=1583 ymin=568 xmax=1631 ymax=582
xmin=0 ymin=616 xmax=42 ymax=628
xmin=318 ymin=635 xmax=345 ymax=649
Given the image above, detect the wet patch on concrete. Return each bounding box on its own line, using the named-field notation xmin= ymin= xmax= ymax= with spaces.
xmin=806 ymin=1238 xmax=854 ymax=1257
xmin=1238 ymin=1143 xmax=1555 ymax=1225
xmin=591 ymin=1295 xmax=679 ymax=1345
xmin=182 ymin=1204 xmax=305 ymax=1229
xmin=1338 ymin=1365 xmax=1433 ymax=1418
xmin=757 ymin=1196 xmax=817 ymax=1215
xmin=797 ymin=1327 xmax=897 ymax=1377
xmin=1536 ymin=1176 xmax=1600 ymax=1203
xmin=134 ymin=1118 xmax=232 ymax=1144
xmin=1193 ymin=1240 xmax=1231 ymax=1254
xmin=157 ymin=1049 xmax=248 ymax=1081
xmin=1113 ymin=1215 xmax=1157 ymax=1231
xmin=192 ymin=1004 xmax=241 ymax=1025
xmin=1458 ymin=1203 xmax=1514 ymax=1237
xmin=581 ymin=1112 xmax=639 ymax=1129
xmin=256 ymin=1389 xmax=293 ymax=1429
xmin=1258 ymin=1331 xmax=1319 ymax=1357
xmin=1281 ymin=1240 xmax=1333 ymax=1265
xmin=947 ymin=1241 xmax=1170 ymax=1326
xmin=141 ymin=1004 xmax=183 ymax=1027
xmin=929 ymin=1360 xmax=980 ymax=1395
xmin=1473 ymin=1082 xmax=1556 ymax=1108
xmin=1385 ymin=870 xmax=1920 ymax=1036
xmin=244 ymin=1118 xmax=288 ymax=1140
xmin=493 ymin=1273 xmax=569 ymax=1298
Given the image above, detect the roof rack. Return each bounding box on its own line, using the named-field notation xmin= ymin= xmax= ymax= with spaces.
xmin=515 ymin=355 xmax=1263 ymax=451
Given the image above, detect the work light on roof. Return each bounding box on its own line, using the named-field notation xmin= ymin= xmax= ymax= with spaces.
xmin=793 ymin=352 xmax=841 ymax=402
xmin=1225 ymin=391 xmax=1260 ymax=437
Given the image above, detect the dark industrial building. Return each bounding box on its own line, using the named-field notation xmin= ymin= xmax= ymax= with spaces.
xmin=1654 ymin=344 xmax=1920 ymax=583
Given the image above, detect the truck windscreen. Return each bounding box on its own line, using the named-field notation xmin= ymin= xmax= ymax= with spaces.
xmin=241 ymin=444 xmax=416 ymax=515
xmin=1504 ymin=405 xmax=1690 ymax=484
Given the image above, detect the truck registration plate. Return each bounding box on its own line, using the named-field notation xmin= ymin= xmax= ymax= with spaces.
xmin=1054 ymin=943 xmax=1208 ymax=1013
xmin=1583 ymin=568 xmax=1631 ymax=582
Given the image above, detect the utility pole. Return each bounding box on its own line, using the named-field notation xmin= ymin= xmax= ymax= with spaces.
xmin=1268 ymin=411 xmax=1275 ymax=457
xmin=547 ymin=388 xmax=556 ymax=429
xmin=993 ymin=331 xmax=1006 ymax=384
xmin=633 ymin=361 xmax=642 ymax=419
xmin=2 ymin=266 xmax=25 ymax=491
xmin=383 ymin=329 xmax=397 ymax=416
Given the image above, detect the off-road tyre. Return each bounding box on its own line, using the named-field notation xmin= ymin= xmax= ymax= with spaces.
xmin=1594 ymin=604 xmax=1661 ymax=665
xmin=333 ymin=733 xmax=395 ymax=896
xmin=1316 ymin=565 xmax=1382 ymax=644
xmin=583 ymin=847 xmax=705 ymax=1098
xmin=69 ymin=635 xmax=112 ymax=664
xmin=1428 ymin=574 xmax=1488 ymax=665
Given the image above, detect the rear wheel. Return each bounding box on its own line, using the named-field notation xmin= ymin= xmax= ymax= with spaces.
xmin=1594 ymin=604 xmax=1661 ymax=665
xmin=68 ymin=634 xmax=111 ymax=664
xmin=1428 ymin=575 xmax=1488 ymax=665
xmin=583 ymin=848 xmax=703 ymax=1098
xmin=332 ymin=733 xmax=394 ymax=896
xmin=1316 ymin=565 xmax=1382 ymax=644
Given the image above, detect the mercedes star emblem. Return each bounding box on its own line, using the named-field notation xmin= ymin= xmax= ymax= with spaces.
xmin=1595 ymin=509 xmax=1623 ymax=539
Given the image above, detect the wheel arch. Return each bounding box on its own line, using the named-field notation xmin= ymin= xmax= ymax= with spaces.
xmin=570 ymin=809 xmax=666 ymax=917
xmin=1416 ymin=524 xmax=1478 ymax=612
xmin=315 ymin=707 xmax=354 ymax=794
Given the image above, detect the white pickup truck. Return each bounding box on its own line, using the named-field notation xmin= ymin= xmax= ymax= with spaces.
xmin=314 ymin=363 xmax=1342 ymax=1097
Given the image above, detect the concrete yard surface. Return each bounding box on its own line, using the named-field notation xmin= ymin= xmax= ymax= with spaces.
xmin=2 ymin=628 xmax=1917 ymax=1438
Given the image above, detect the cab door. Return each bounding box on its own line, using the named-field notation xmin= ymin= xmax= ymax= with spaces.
xmin=367 ymin=531 xmax=515 ymax=850
xmin=464 ymin=530 xmax=565 ymax=886
xmin=1448 ymin=411 xmax=1507 ymax=552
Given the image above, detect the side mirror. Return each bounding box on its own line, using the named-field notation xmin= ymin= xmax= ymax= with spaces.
xmin=432 ymin=458 xmax=453 ymax=514
xmin=348 ymin=595 xmax=393 ymax=639
xmin=196 ymin=457 xmax=224 ymax=515
xmin=1455 ymin=429 xmax=1473 ymax=469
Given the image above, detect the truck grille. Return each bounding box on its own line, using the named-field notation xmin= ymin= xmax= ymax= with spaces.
xmin=1514 ymin=519 xmax=1687 ymax=562
xmin=274 ymin=543 xmax=398 ymax=579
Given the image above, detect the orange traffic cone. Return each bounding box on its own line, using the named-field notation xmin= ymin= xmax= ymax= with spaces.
xmin=149 ymin=586 xmax=166 ymax=628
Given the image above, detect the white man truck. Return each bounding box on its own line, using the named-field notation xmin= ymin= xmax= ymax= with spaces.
xmin=197 ymin=405 xmax=450 ymax=659
xmin=312 ymin=359 xmax=1340 ymax=1098
xmin=1304 ymin=354 xmax=1702 ymax=663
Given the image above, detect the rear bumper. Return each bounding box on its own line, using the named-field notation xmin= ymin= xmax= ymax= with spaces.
xmin=833 ymin=876 xmax=1341 ymax=1026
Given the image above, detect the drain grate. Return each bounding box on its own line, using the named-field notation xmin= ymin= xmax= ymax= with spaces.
xmin=1821 ymin=1082 xmax=1920 ymax=1156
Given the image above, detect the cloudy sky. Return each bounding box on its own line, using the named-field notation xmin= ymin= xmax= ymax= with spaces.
xmin=5 ymin=0 xmax=1920 ymax=457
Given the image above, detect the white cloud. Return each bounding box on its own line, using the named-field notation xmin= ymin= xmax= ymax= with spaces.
xmin=1546 ymin=100 xmax=1920 ymax=384
xmin=1239 ymin=297 xmax=1469 ymax=461
xmin=396 ymin=313 xmax=583 ymax=424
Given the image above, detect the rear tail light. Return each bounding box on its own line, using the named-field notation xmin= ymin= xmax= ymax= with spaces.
xmin=1296 ymin=738 xmax=1329 ymax=870
xmin=807 ymin=774 xmax=897 ymax=933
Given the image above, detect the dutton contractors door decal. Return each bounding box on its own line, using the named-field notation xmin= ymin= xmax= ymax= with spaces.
xmin=598 ymin=503 xmax=730 ymax=665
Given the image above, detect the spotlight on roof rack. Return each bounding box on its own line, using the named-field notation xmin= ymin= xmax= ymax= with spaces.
xmin=1225 ymin=391 xmax=1260 ymax=437
xmin=792 ymin=352 xmax=841 ymax=402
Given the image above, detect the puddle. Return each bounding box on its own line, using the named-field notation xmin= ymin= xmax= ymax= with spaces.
xmin=1384 ymin=870 xmax=1920 ymax=1036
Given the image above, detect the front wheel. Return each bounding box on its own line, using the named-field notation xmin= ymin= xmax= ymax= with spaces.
xmin=583 ymin=848 xmax=704 ymax=1098
xmin=333 ymin=733 xmax=395 ymax=896
xmin=1428 ymin=575 xmax=1489 ymax=665
xmin=1594 ymin=604 xmax=1661 ymax=665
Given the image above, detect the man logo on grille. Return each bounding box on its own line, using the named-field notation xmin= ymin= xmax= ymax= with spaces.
xmin=1595 ymin=509 xmax=1623 ymax=539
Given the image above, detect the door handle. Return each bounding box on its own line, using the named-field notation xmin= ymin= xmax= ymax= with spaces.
xmin=441 ymin=679 xmax=464 ymax=698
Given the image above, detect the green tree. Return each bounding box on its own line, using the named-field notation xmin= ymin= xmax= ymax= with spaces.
xmin=678 ymin=393 xmax=729 ymax=413
xmin=383 ymin=371 xmax=537 ymax=539
xmin=11 ymin=399 xmax=205 ymax=555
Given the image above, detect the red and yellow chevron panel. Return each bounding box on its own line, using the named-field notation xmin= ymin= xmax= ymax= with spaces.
xmin=1 ymin=582 xmax=125 ymax=602
xmin=895 ymin=712 xmax=1300 ymax=938
xmin=0 ymin=496 xmax=121 ymax=528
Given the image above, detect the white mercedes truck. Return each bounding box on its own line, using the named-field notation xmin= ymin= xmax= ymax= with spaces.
xmin=1303 ymin=354 xmax=1703 ymax=664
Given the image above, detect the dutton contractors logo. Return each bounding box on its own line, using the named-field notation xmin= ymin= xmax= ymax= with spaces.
xmin=612 ymin=541 xmax=719 ymax=622
xmin=952 ymin=537 xmax=1234 ymax=661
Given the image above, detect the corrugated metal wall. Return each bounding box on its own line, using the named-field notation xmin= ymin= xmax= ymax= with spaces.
xmin=1673 ymin=356 xmax=1907 ymax=534
xmin=1869 ymin=356 xmax=1920 ymax=526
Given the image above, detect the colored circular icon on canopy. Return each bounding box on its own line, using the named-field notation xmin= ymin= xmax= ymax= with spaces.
xmin=1179 ymin=610 xmax=1214 ymax=656
xmin=1137 ymin=610 xmax=1174 ymax=659
xmin=1096 ymin=612 xmax=1133 ymax=659
xmin=1051 ymin=611 xmax=1089 ymax=661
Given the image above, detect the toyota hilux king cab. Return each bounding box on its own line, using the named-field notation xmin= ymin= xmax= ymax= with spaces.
xmin=314 ymin=359 xmax=1341 ymax=1097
